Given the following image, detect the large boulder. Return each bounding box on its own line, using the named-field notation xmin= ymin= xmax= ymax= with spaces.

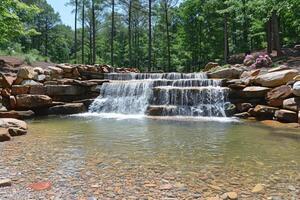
xmin=0 ymin=110 xmax=35 ymax=119
xmin=15 ymin=95 xmax=52 ymax=109
xmin=208 ymin=67 xmax=244 ymax=79
xmin=249 ymin=105 xmax=279 ymax=120
xmin=283 ymin=97 xmax=300 ymax=112
xmin=242 ymin=86 xmax=270 ymax=98
xmin=266 ymin=85 xmax=293 ymax=107
xmin=275 ymin=109 xmax=298 ymax=123
xmin=48 ymin=103 xmax=86 ymax=115
xmin=17 ymin=67 xmax=36 ymax=79
xmin=253 ymin=69 xmax=299 ymax=87
xmin=292 ymin=81 xmax=300 ymax=96
xmin=45 ymin=85 xmax=85 ymax=96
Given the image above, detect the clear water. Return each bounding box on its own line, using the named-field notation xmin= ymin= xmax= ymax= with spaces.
xmin=0 ymin=115 xmax=299 ymax=199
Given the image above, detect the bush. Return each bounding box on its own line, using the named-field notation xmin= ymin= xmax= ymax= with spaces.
xmin=252 ymin=54 xmax=272 ymax=68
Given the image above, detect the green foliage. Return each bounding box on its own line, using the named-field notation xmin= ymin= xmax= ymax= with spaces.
xmin=0 ymin=0 xmax=299 ymax=71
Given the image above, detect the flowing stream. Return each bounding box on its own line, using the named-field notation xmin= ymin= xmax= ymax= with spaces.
xmin=89 ymin=73 xmax=229 ymax=117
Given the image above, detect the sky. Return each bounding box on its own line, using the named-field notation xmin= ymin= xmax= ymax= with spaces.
xmin=47 ymin=0 xmax=75 ymax=29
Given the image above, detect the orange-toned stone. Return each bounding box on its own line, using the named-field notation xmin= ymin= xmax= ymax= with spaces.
xmin=28 ymin=181 xmax=52 ymax=191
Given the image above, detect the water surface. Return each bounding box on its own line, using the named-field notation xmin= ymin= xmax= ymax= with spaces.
xmin=0 ymin=116 xmax=299 ymax=199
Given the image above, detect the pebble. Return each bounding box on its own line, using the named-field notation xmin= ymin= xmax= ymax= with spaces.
xmin=227 ymin=192 xmax=238 ymax=199
xmin=159 ymin=184 xmax=173 ymax=190
xmin=0 ymin=179 xmax=12 ymax=187
xmin=252 ymin=183 xmax=264 ymax=193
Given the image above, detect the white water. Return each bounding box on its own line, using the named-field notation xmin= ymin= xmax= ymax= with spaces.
xmin=89 ymin=73 xmax=230 ymax=118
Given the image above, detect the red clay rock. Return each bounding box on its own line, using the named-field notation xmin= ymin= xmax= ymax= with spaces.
xmin=11 ymin=85 xmax=30 ymax=95
xmin=28 ymin=182 xmax=52 ymax=191
xmin=9 ymin=96 xmax=17 ymax=109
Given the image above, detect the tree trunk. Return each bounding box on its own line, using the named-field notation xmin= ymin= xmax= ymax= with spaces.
xmin=224 ymin=13 xmax=229 ymax=63
xmin=82 ymin=0 xmax=85 ymax=64
xmin=164 ymin=0 xmax=171 ymax=72
xmin=89 ymin=22 xmax=92 ymax=64
xmin=128 ymin=0 xmax=132 ymax=67
xmin=266 ymin=19 xmax=272 ymax=54
xmin=45 ymin=18 xmax=48 ymax=57
xmin=271 ymin=11 xmax=282 ymax=56
xmin=92 ymin=0 xmax=96 ymax=64
xmin=75 ymin=0 xmax=78 ymax=63
xmin=148 ymin=0 xmax=152 ymax=72
xmin=242 ymin=0 xmax=248 ymax=52
xmin=111 ymin=0 xmax=115 ymax=67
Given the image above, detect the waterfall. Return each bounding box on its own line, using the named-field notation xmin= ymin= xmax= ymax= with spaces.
xmin=89 ymin=73 xmax=229 ymax=117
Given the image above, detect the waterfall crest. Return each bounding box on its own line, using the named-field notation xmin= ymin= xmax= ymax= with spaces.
xmin=89 ymin=73 xmax=229 ymax=117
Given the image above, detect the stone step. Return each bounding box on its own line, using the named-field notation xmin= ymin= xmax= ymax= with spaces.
xmin=146 ymin=105 xmax=226 ymax=117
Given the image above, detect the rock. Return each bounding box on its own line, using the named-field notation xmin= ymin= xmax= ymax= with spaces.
xmin=283 ymin=97 xmax=300 ymax=112
xmin=0 ymin=110 xmax=35 ymax=119
xmin=45 ymin=85 xmax=85 ymax=96
xmin=29 ymin=85 xmax=45 ymax=95
xmin=234 ymin=112 xmax=250 ymax=119
xmin=268 ymin=65 xmax=289 ymax=73
xmin=236 ymin=103 xmax=253 ymax=112
xmin=275 ymin=109 xmax=298 ymax=123
xmin=28 ymin=181 xmax=52 ymax=191
xmin=240 ymin=69 xmax=260 ymax=79
xmin=0 ymin=128 xmax=11 ymax=142
xmin=56 ymin=64 xmax=73 ymax=73
xmin=159 ymin=184 xmax=173 ymax=190
xmin=227 ymin=192 xmax=238 ymax=200
xmin=17 ymin=67 xmax=36 ymax=79
xmin=261 ymin=120 xmax=300 ymax=129
xmin=203 ymin=62 xmax=219 ymax=72
xmin=253 ymin=69 xmax=299 ymax=87
xmin=208 ymin=67 xmax=244 ymax=79
xmin=299 ymin=111 xmax=300 ymax=124
xmin=292 ymin=81 xmax=300 ymax=96
xmin=16 ymin=94 xmax=52 ymax=109
xmin=48 ymin=103 xmax=86 ymax=115
xmin=0 ymin=178 xmax=12 ymax=187
xmin=8 ymin=127 xmax=27 ymax=136
xmin=48 ymin=66 xmax=63 ymax=75
xmin=1 ymin=88 xmax=11 ymax=97
xmin=0 ymin=118 xmax=28 ymax=130
xmin=266 ymin=85 xmax=293 ymax=107
xmin=249 ymin=105 xmax=279 ymax=120
xmin=11 ymin=85 xmax=30 ymax=95
xmin=73 ymin=99 xmax=95 ymax=108
xmin=36 ymin=74 xmax=46 ymax=82
xmin=9 ymin=96 xmax=16 ymax=109
xmin=293 ymin=75 xmax=300 ymax=81
xmin=224 ymin=103 xmax=236 ymax=116
xmin=21 ymin=79 xmax=43 ymax=86
xmin=243 ymin=54 xmax=255 ymax=66
xmin=33 ymin=67 xmax=44 ymax=74
xmin=0 ymin=74 xmax=16 ymax=88
xmin=242 ymin=86 xmax=270 ymax=98
xmin=252 ymin=184 xmax=264 ymax=193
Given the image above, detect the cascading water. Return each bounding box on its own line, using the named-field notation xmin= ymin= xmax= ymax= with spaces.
xmin=89 ymin=73 xmax=230 ymax=117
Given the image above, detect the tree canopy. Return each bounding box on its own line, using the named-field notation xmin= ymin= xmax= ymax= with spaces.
xmin=0 ymin=0 xmax=299 ymax=71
